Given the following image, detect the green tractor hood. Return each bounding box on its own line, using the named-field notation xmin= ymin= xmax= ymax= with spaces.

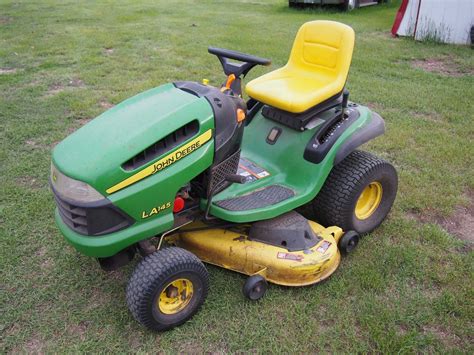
xmin=52 ymin=83 xmax=214 ymax=195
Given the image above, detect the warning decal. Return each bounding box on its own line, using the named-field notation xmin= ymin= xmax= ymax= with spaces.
xmin=238 ymin=158 xmax=270 ymax=183
xmin=316 ymin=241 xmax=331 ymax=254
xmin=277 ymin=252 xmax=303 ymax=262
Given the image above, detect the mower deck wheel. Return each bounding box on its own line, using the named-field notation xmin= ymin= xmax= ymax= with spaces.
xmin=243 ymin=275 xmax=268 ymax=300
xmin=126 ymin=247 xmax=209 ymax=331
xmin=339 ymin=231 xmax=360 ymax=254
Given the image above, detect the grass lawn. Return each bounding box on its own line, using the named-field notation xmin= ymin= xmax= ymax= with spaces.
xmin=1 ymin=0 xmax=473 ymax=352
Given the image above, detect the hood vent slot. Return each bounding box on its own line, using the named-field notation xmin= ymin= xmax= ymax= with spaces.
xmin=122 ymin=120 xmax=199 ymax=171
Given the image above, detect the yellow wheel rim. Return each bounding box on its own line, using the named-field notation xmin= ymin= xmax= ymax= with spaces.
xmin=157 ymin=278 xmax=194 ymax=315
xmin=355 ymin=182 xmax=383 ymax=220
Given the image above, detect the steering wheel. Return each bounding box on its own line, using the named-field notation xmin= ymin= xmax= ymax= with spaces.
xmin=208 ymin=46 xmax=271 ymax=78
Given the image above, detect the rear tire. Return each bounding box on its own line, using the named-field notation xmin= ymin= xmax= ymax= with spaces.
xmin=310 ymin=150 xmax=397 ymax=234
xmin=126 ymin=247 xmax=209 ymax=331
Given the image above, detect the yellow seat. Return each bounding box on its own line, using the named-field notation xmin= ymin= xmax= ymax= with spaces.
xmin=245 ymin=21 xmax=355 ymax=114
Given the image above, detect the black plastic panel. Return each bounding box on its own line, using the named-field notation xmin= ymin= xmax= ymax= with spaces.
xmin=174 ymin=81 xmax=246 ymax=165
xmin=214 ymin=185 xmax=294 ymax=211
xmin=52 ymin=184 xmax=133 ymax=236
xmin=248 ymin=211 xmax=322 ymax=252
xmin=304 ymin=107 xmax=361 ymax=164
xmin=261 ymin=92 xmax=342 ymax=131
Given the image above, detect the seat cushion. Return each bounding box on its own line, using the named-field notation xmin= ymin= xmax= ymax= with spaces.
xmin=246 ymin=67 xmax=342 ymax=114
xmin=245 ymin=20 xmax=354 ymax=114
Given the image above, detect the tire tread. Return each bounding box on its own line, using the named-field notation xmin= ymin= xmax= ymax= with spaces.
xmin=311 ymin=150 xmax=396 ymax=232
xmin=126 ymin=247 xmax=209 ymax=331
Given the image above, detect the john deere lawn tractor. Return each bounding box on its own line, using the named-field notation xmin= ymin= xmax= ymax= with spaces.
xmin=51 ymin=21 xmax=398 ymax=331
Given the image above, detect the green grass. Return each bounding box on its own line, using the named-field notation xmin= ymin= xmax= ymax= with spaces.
xmin=1 ymin=0 xmax=473 ymax=353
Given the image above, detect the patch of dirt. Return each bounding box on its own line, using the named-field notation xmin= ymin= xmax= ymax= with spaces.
xmin=69 ymin=78 xmax=85 ymax=87
xmin=423 ymin=325 xmax=462 ymax=348
xmin=0 ymin=68 xmax=17 ymax=74
xmin=411 ymin=57 xmax=473 ymax=77
xmin=318 ymin=318 xmax=335 ymax=331
xmin=406 ymin=190 xmax=474 ymax=244
xmin=397 ymin=324 xmax=409 ymax=336
xmin=66 ymin=118 xmax=92 ymax=134
xmin=25 ymin=139 xmax=48 ymax=149
xmin=68 ymin=321 xmax=90 ymax=341
xmin=46 ymin=78 xmax=85 ymax=96
xmin=421 ymin=284 xmax=442 ymax=300
xmin=24 ymin=335 xmax=44 ymax=353
xmin=50 ymin=140 xmax=61 ymax=148
xmin=46 ymin=83 xmax=65 ymax=95
xmin=40 ymin=258 xmax=54 ymax=269
xmin=411 ymin=111 xmax=443 ymax=122
xmin=178 ymin=341 xmax=230 ymax=354
xmin=0 ymin=16 xmax=12 ymax=25
xmin=128 ymin=334 xmax=142 ymax=350
xmin=99 ymin=100 xmax=114 ymax=109
xmin=365 ymin=102 xmax=384 ymax=111
xmin=34 ymin=247 xmax=47 ymax=257
xmin=16 ymin=176 xmax=44 ymax=190
xmin=76 ymin=118 xmax=91 ymax=125
xmin=3 ymin=322 xmax=20 ymax=338
xmin=84 ymin=284 xmax=113 ymax=311
xmin=176 ymin=341 xmax=206 ymax=354
xmin=365 ymin=31 xmax=394 ymax=42
xmin=407 ymin=278 xmax=442 ymax=300
xmin=438 ymin=201 xmax=474 ymax=244
xmin=108 ymin=269 xmax=128 ymax=283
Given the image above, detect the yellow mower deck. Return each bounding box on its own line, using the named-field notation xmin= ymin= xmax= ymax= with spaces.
xmin=166 ymin=221 xmax=344 ymax=287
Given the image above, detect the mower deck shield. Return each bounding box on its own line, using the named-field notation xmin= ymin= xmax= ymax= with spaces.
xmin=168 ymin=220 xmax=344 ymax=286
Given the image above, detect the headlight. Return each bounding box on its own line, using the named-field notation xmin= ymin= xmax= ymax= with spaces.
xmin=51 ymin=163 xmax=104 ymax=203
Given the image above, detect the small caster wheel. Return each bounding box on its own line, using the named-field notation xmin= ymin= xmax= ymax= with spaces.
xmin=339 ymin=230 xmax=359 ymax=254
xmin=243 ymin=275 xmax=268 ymax=300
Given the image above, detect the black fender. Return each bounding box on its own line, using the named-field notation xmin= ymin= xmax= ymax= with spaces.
xmin=334 ymin=111 xmax=385 ymax=165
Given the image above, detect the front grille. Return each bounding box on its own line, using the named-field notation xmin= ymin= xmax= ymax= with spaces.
xmin=54 ymin=194 xmax=89 ymax=234
xmin=207 ymin=149 xmax=241 ymax=194
xmin=53 ymin=188 xmax=133 ymax=236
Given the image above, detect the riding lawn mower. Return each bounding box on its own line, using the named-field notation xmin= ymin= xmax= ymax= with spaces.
xmin=51 ymin=20 xmax=398 ymax=331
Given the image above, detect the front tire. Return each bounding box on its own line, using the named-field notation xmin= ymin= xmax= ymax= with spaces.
xmin=126 ymin=247 xmax=209 ymax=331
xmin=310 ymin=150 xmax=397 ymax=234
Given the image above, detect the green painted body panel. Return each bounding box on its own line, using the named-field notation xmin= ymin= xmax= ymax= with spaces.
xmin=52 ymin=84 xmax=215 ymax=257
xmin=208 ymin=105 xmax=373 ymax=223
xmin=52 ymin=83 xmax=214 ymax=195
xmin=55 ymin=139 xmax=214 ymax=257
xmin=53 ymin=84 xmax=375 ymax=258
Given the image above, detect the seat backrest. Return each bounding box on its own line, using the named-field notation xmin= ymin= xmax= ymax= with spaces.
xmin=287 ymin=21 xmax=355 ymax=80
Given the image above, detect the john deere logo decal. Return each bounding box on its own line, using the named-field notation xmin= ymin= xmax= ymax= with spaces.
xmin=151 ymin=139 xmax=204 ymax=174
xmin=106 ymin=129 xmax=212 ymax=194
